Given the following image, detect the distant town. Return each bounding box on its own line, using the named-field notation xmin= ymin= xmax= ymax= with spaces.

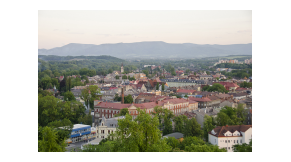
xmin=38 ymin=55 xmax=252 ymax=152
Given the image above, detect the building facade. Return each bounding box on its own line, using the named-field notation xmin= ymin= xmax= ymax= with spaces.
xmin=208 ymin=125 xmax=252 ymax=152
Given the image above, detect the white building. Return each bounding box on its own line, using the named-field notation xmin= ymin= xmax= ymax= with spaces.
xmin=208 ymin=125 xmax=252 ymax=152
xmin=96 ymin=116 xmax=125 ymax=139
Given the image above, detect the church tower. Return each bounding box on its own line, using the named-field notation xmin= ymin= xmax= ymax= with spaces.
xmin=121 ymin=62 xmax=124 ymax=73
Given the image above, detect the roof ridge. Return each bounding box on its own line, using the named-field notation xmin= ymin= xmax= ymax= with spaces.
xmin=218 ymin=126 xmax=224 ymax=136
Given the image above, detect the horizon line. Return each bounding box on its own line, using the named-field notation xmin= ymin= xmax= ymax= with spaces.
xmin=39 ymin=41 xmax=252 ymax=50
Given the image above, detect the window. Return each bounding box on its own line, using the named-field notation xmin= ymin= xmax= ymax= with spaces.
xmin=108 ymin=130 xmax=110 ymax=134
xmin=214 ymin=139 xmax=216 ymax=143
xmin=228 ymin=147 xmax=230 ymax=150
xmin=228 ymin=140 xmax=230 ymax=143
xmin=240 ymin=140 xmax=242 ymax=143
xmin=234 ymin=140 xmax=235 ymax=143
xmin=225 ymin=140 xmax=227 ymax=143
xmin=237 ymin=140 xmax=239 ymax=143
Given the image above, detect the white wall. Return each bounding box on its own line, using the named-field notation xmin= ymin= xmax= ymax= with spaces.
xmin=209 ymin=134 xmax=244 ymax=152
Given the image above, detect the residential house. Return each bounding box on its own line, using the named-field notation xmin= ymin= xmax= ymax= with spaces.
xmin=218 ymin=82 xmax=240 ymax=92
xmin=208 ymin=95 xmax=221 ymax=108
xmin=220 ymin=98 xmax=238 ymax=108
xmin=208 ymin=125 xmax=252 ymax=152
xmin=96 ymin=116 xmax=125 ymax=139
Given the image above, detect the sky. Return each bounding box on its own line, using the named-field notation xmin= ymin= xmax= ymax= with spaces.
xmin=38 ymin=10 xmax=252 ymax=49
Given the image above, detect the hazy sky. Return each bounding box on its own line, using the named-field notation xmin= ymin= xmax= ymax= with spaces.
xmin=38 ymin=10 xmax=252 ymax=49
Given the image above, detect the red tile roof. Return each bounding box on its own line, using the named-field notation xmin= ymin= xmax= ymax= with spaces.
xmin=176 ymin=89 xmax=196 ymax=94
xmin=219 ymin=82 xmax=239 ymax=88
xmin=188 ymin=96 xmax=212 ymax=102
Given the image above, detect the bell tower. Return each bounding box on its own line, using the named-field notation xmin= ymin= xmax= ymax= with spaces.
xmin=121 ymin=62 xmax=124 ymax=73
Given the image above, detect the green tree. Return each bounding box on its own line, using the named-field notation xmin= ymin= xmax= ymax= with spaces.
xmin=185 ymin=143 xmax=226 ymax=152
xmin=179 ymin=136 xmax=205 ymax=150
xmin=165 ymin=137 xmax=180 ymax=151
xmin=173 ymin=115 xmax=187 ymax=133
xmin=115 ymin=75 xmax=119 ymax=79
xmin=64 ymin=91 xmax=76 ymax=101
xmin=122 ymin=75 xmax=127 ymax=79
xmin=151 ymin=106 xmax=164 ymax=130
xmin=203 ymin=115 xmax=215 ymax=142
xmin=206 ymin=71 xmax=210 ymax=75
xmin=233 ymin=139 xmax=252 ymax=152
xmin=114 ymin=93 xmax=120 ymax=101
xmin=41 ymin=76 xmax=51 ymax=89
xmin=81 ymin=85 xmax=101 ymax=111
xmin=129 ymin=76 xmax=135 ymax=81
xmin=204 ymin=83 xmax=228 ymax=93
xmin=38 ymin=126 xmax=66 ymax=152
xmin=124 ymin=94 xmax=133 ymax=104
xmin=162 ymin=83 xmax=165 ymax=91
xmin=113 ymin=109 xmax=171 ymax=152
xmin=78 ymin=113 xmax=93 ymax=126
xmin=116 ymin=108 xmax=129 ymax=116
xmin=47 ymin=119 xmax=73 ymax=145
xmin=156 ymin=82 xmax=159 ymax=90
xmin=215 ymin=112 xmax=232 ymax=126
xmin=162 ymin=109 xmax=174 ymax=135
xmin=183 ymin=118 xmax=203 ymax=138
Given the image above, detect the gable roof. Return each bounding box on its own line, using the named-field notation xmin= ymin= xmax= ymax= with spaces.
xmin=209 ymin=125 xmax=252 ymax=137
xmin=219 ymin=82 xmax=239 ymax=88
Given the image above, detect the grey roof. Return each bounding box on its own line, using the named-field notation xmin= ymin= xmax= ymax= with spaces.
xmin=99 ymin=116 xmax=125 ymax=127
xmin=163 ymin=132 xmax=184 ymax=139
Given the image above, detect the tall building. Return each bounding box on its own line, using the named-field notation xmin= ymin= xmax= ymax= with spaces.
xmin=121 ymin=63 xmax=124 ymax=73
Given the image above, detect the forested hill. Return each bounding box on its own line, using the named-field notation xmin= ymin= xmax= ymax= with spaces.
xmin=38 ymin=42 xmax=252 ymax=59
xmin=38 ymin=55 xmax=124 ymax=62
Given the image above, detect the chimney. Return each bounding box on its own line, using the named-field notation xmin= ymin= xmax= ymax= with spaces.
xmin=121 ymin=87 xmax=124 ymax=104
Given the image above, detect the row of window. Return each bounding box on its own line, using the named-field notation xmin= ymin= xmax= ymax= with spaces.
xmin=97 ymin=129 xmax=114 ymax=134
xmin=225 ymin=133 xmax=240 ymax=136
xmin=221 ymin=140 xmax=242 ymax=143
xmin=96 ymin=109 xmax=120 ymax=114
xmin=71 ymin=128 xmax=90 ymax=135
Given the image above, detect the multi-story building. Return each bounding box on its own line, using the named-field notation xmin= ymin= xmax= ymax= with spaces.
xmin=64 ymin=124 xmax=92 ymax=144
xmin=96 ymin=116 xmax=125 ymax=139
xmin=94 ymin=98 xmax=198 ymax=125
xmin=188 ymin=96 xmax=212 ymax=109
xmin=208 ymin=125 xmax=252 ymax=152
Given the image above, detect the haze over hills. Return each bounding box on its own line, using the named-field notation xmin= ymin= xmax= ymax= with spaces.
xmin=38 ymin=41 xmax=252 ymax=59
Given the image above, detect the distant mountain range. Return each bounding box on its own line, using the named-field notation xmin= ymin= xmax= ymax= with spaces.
xmin=38 ymin=41 xmax=252 ymax=59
